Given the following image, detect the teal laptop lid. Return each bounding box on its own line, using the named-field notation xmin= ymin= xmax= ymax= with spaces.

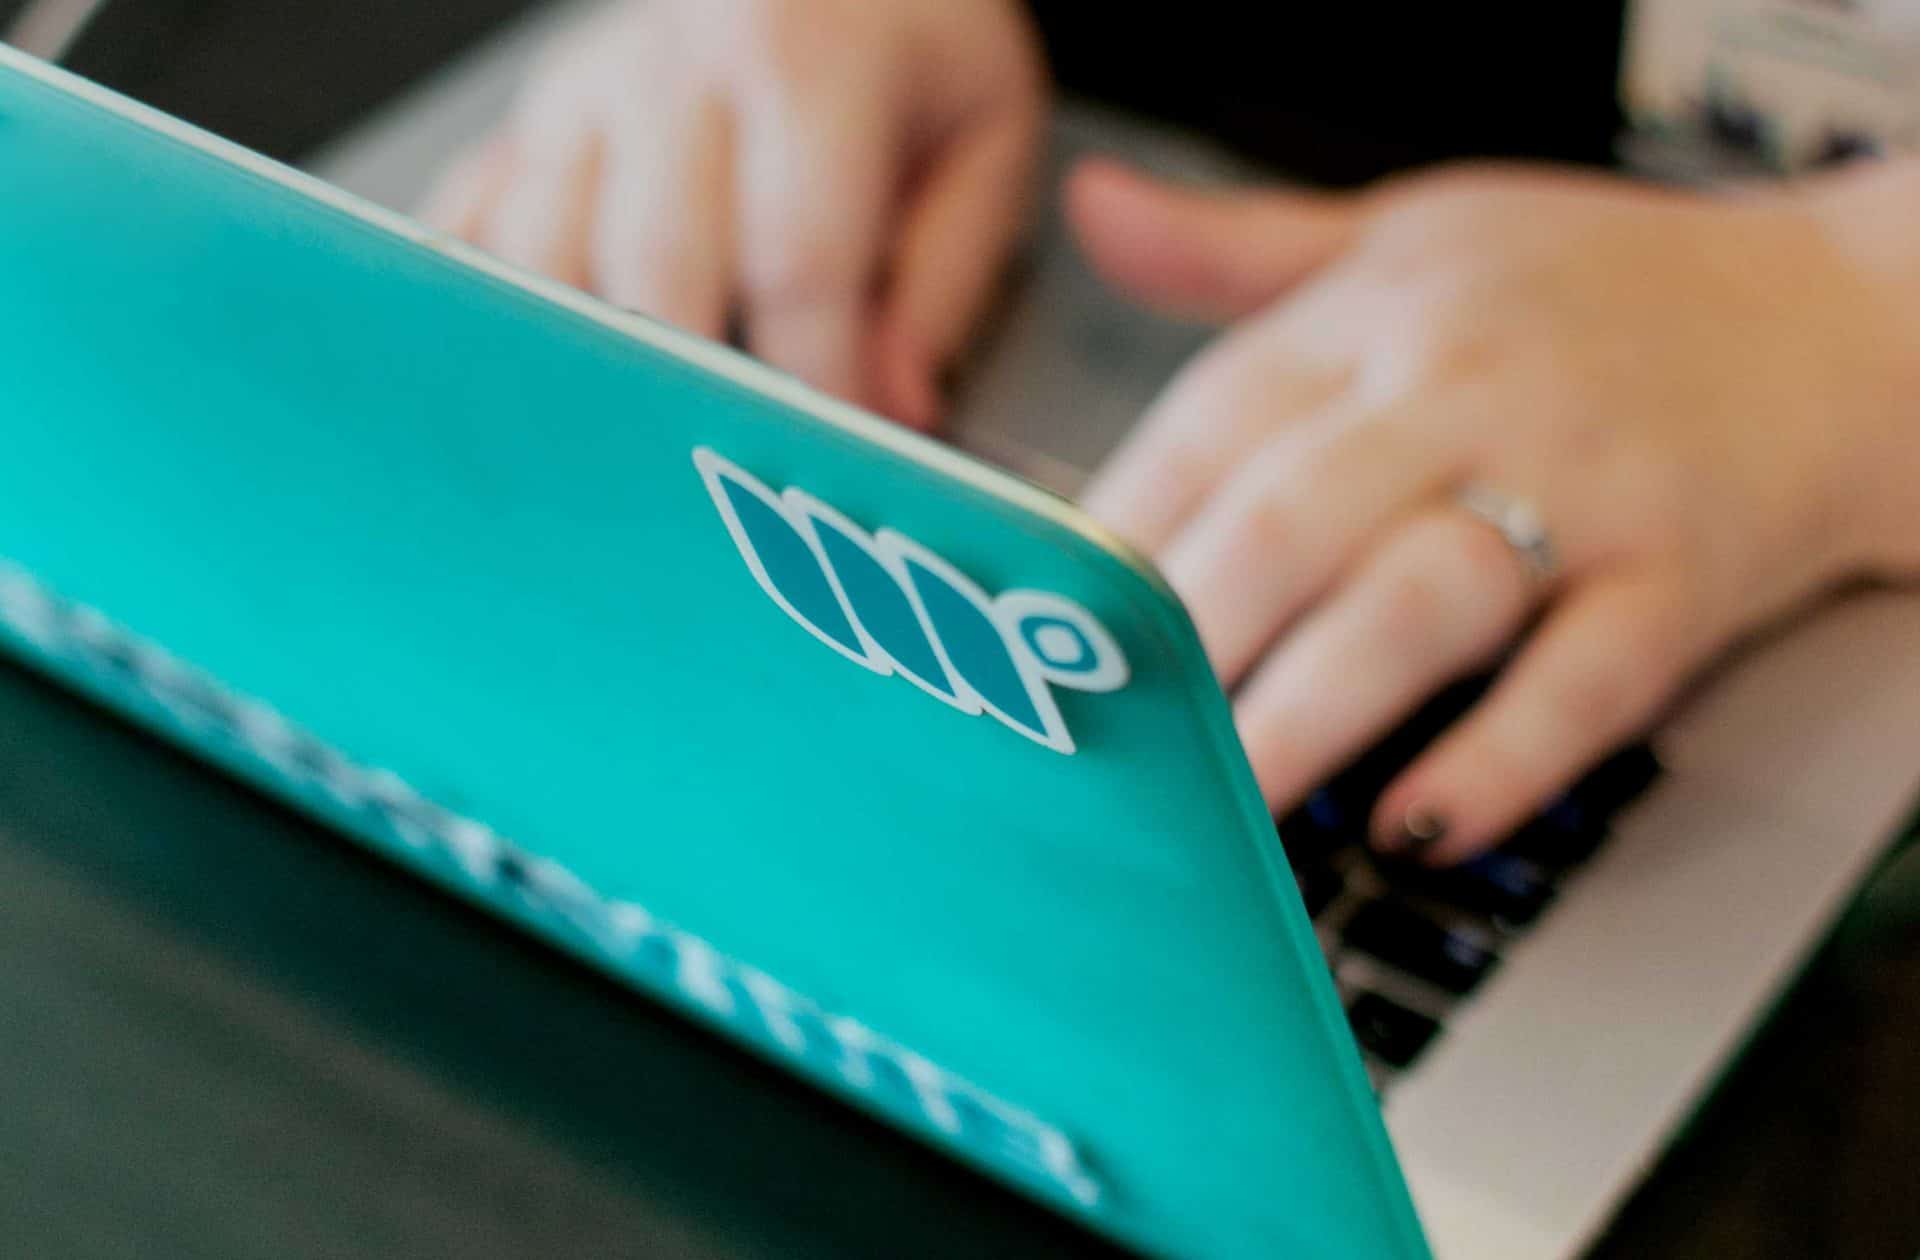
xmin=0 ymin=49 xmax=1426 ymax=1259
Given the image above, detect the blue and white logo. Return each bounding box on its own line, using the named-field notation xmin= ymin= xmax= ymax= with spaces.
xmin=694 ymin=448 xmax=1128 ymax=754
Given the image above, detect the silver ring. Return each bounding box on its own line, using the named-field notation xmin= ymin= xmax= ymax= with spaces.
xmin=1456 ymin=484 xmax=1560 ymax=584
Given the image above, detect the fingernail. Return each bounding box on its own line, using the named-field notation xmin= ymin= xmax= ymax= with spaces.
xmin=1380 ymin=805 xmax=1449 ymax=855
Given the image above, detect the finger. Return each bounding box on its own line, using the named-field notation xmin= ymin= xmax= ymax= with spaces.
xmin=1079 ymin=327 xmax=1351 ymax=553
xmin=1164 ymin=412 xmax=1455 ymax=684
xmin=1065 ymin=158 xmax=1361 ymax=323
xmin=591 ymin=88 xmax=735 ymax=339
xmin=1234 ymin=509 xmax=1538 ymax=812
xmin=736 ymin=81 xmax=897 ymax=405
xmin=486 ymin=114 xmax=605 ymax=290
xmin=1373 ymin=573 xmax=1708 ymax=864
xmin=873 ymin=107 xmax=1042 ymax=429
xmin=1158 ymin=394 xmax=1469 ymax=683
xmin=417 ymin=136 xmax=518 ymax=242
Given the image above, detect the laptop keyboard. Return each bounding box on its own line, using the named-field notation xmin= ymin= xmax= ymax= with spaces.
xmin=1274 ymin=676 xmax=1662 ymax=1088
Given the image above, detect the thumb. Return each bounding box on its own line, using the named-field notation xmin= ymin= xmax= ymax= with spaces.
xmin=1065 ymin=158 xmax=1361 ymax=323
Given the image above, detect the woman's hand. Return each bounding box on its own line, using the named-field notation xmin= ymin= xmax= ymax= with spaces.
xmin=420 ymin=0 xmax=1047 ymax=428
xmin=1069 ymin=157 xmax=1920 ymax=864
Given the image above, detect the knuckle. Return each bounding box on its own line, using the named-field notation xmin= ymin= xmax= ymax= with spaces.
xmin=1154 ymin=438 xmax=1225 ymax=514
xmin=1573 ymin=444 xmax=1690 ymax=563
xmin=1545 ymin=662 xmax=1625 ymax=738
xmin=1237 ymin=488 xmax=1303 ymax=555
xmin=1355 ymin=173 xmax=1536 ymax=298
xmin=1544 ymin=637 xmax=1655 ymax=740
xmin=1235 ymin=438 xmax=1326 ymax=549
xmin=1372 ymin=564 xmax=1449 ymax=646
xmin=1347 ymin=293 xmax=1494 ymax=397
xmin=1419 ymin=321 xmax=1510 ymax=384
xmin=732 ymin=0 xmax=856 ymax=86
xmin=1630 ymin=461 xmax=1697 ymax=547
xmin=746 ymin=233 xmax=861 ymax=313
xmin=1375 ymin=163 xmax=1511 ymax=218
xmin=1169 ymin=336 xmax=1265 ymax=417
xmin=1365 ymin=180 xmax=1486 ymax=254
xmin=1311 ymin=411 xmax=1394 ymax=475
xmin=1142 ymin=351 xmax=1267 ymax=486
xmin=528 ymin=18 xmax=601 ymax=82
xmin=521 ymin=7 xmax=640 ymax=117
xmin=733 ymin=0 xmax=805 ymax=37
xmin=1447 ymin=510 xmax=1531 ymax=601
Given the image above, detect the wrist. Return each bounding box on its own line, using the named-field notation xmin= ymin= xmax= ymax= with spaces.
xmin=1798 ymin=160 xmax=1920 ymax=581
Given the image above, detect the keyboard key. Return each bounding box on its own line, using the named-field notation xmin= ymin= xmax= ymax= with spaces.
xmin=1344 ymin=899 xmax=1498 ymax=996
xmin=1570 ymin=743 xmax=1663 ymax=817
xmin=1505 ymin=743 xmax=1661 ymax=869
xmin=1375 ymin=851 xmax=1555 ymax=928
xmin=1503 ymin=814 xmax=1607 ymax=869
xmin=1278 ymin=790 xmax=1364 ymax=865
xmin=1347 ymin=991 xmax=1442 ymax=1069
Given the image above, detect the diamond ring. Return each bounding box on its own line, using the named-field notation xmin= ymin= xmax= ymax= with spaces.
xmin=1456 ymin=484 xmax=1560 ymax=584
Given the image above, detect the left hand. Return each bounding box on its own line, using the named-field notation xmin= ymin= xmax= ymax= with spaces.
xmin=1069 ymin=158 xmax=1920 ymax=864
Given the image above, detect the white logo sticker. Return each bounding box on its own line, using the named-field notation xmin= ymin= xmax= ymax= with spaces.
xmin=695 ymin=448 xmax=1128 ymax=754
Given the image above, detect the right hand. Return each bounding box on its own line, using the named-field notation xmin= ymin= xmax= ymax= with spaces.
xmin=420 ymin=0 xmax=1049 ymax=428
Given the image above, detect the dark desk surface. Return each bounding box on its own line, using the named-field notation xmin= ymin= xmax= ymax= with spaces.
xmin=1 ymin=6 xmax=1916 ymax=1255
xmin=1 ymin=645 xmax=1915 ymax=1260
xmin=0 ymin=659 xmax=1126 ymax=1260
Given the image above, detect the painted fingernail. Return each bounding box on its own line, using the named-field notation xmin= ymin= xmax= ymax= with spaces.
xmin=1380 ymin=806 xmax=1449 ymax=855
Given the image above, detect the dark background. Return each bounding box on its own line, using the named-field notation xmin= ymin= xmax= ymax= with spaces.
xmin=1 ymin=2 xmax=1916 ymax=1256
xmin=6 ymin=0 xmax=1631 ymax=178
xmin=1 ymin=0 xmax=540 ymax=161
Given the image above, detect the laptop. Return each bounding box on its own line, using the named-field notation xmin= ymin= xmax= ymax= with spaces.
xmin=2 ymin=38 xmax=1917 ymax=1260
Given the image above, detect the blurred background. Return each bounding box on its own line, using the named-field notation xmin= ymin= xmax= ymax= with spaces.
xmin=0 ymin=3 xmax=1916 ymax=1258
xmin=0 ymin=0 xmax=540 ymax=161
